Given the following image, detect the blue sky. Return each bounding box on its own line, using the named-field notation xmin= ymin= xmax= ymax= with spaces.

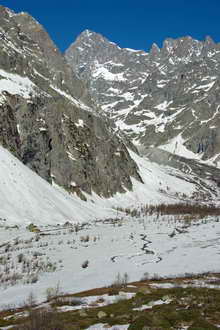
xmin=1 ymin=0 xmax=220 ymax=52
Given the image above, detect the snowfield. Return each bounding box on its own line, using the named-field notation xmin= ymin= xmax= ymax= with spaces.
xmin=0 ymin=69 xmax=36 ymax=99
xmin=0 ymin=145 xmax=210 ymax=226
xmin=0 ymin=145 xmax=220 ymax=309
xmin=0 ymin=146 xmax=113 ymax=225
xmin=0 ymin=213 xmax=220 ymax=309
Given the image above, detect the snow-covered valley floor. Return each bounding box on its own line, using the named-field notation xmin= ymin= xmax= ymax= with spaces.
xmin=0 ymin=144 xmax=220 ymax=313
xmin=0 ymin=213 xmax=219 ymax=309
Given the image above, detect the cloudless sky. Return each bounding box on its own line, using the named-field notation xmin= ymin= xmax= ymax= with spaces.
xmin=1 ymin=0 xmax=220 ymax=52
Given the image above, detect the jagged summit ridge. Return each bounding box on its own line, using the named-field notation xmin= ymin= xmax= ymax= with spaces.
xmin=65 ymin=31 xmax=220 ymax=166
xmin=68 ymin=29 xmax=218 ymax=57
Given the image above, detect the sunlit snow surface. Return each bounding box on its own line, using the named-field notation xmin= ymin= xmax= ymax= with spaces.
xmin=0 ymin=214 xmax=220 ymax=309
xmin=0 ymin=146 xmax=220 ymax=308
xmin=0 ymin=145 xmax=200 ymax=226
xmin=0 ymin=69 xmax=36 ymax=98
xmin=0 ymin=146 xmax=111 ymax=225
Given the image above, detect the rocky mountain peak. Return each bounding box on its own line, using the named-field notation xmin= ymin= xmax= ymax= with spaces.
xmin=0 ymin=5 xmax=143 ymax=199
xmin=162 ymin=37 xmax=176 ymax=53
xmin=161 ymin=36 xmax=204 ymax=60
xmin=149 ymin=43 xmax=160 ymax=57
xmin=205 ymin=35 xmax=215 ymax=46
xmin=0 ymin=5 xmax=15 ymax=18
xmin=66 ymin=30 xmax=220 ymax=167
xmin=12 ymin=11 xmax=61 ymax=56
xmin=68 ymin=29 xmax=117 ymax=55
xmin=66 ymin=29 xmax=121 ymax=69
xmin=76 ymin=29 xmax=107 ymax=43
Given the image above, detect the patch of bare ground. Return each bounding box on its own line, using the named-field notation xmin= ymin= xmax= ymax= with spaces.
xmin=1 ymin=272 xmax=220 ymax=329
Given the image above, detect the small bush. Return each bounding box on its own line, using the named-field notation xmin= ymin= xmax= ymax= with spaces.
xmin=17 ymin=253 xmax=24 ymax=263
xmin=14 ymin=307 xmax=65 ymax=330
xmin=111 ymin=272 xmax=129 ymax=288
xmin=81 ymin=260 xmax=89 ymax=268
xmin=26 ymin=224 xmax=40 ymax=233
xmin=46 ymin=282 xmax=61 ymax=301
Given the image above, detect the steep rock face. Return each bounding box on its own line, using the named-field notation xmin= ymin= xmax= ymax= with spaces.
xmin=65 ymin=30 xmax=150 ymax=115
xmin=66 ymin=31 xmax=220 ymax=166
xmin=50 ymin=100 xmax=142 ymax=197
xmin=0 ymin=6 xmax=142 ymax=198
xmin=0 ymin=93 xmax=21 ymax=158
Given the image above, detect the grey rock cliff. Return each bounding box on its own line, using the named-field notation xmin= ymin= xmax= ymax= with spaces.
xmin=0 ymin=6 xmax=142 ymax=198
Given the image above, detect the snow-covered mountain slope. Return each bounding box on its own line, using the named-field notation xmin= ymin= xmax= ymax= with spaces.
xmin=0 ymin=145 xmax=115 ymax=225
xmin=1 ymin=144 xmax=220 ymax=227
xmin=66 ymin=32 xmax=220 ymax=166
xmin=89 ymin=148 xmax=220 ymax=208
xmin=0 ymin=145 xmax=175 ymax=225
xmin=0 ymin=145 xmax=178 ymax=225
